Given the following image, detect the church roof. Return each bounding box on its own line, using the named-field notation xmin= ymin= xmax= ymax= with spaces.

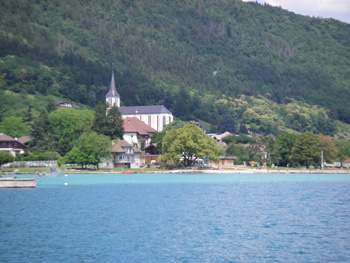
xmin=120 ymin=105 xmax=172 ymax=115
xmin=124 ymin=117 xmax=156 ymax=135
xmin=105 ymin=71 xmax=120 ymax=98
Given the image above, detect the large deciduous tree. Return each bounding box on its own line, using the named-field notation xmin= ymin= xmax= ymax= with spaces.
xmin=334 ymin=139 xmax=350 ymax=167
xmin=318 ymin=134 xmax=338 ymax=163
xmin=274 ymin=132 xmax=298 ymax=166
xmin=49 ymin=108 xmax=94 ymax=155
xmin=60 ymin=132 xmax=111 ymax=169
xmin=161 ymin=124 xmax=219 ymax=166
xmin=291 ymin=132 xmax=323 ymax=167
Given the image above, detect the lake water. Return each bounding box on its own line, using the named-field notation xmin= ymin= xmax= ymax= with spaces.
xmin=1 ymin=173 xmax=350 ymax=262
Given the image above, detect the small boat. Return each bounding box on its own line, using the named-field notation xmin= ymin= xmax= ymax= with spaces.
xmin=123 ymin=171 xmax=135 ymax=174
xmin=36 ymin=167 xmax=61 ymax=177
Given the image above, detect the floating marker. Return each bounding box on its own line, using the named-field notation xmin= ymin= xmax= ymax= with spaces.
xmin=65 ymin=174 xmax=68 ymax=177
xmin=64 ymin=183 xmax=68 ymax=186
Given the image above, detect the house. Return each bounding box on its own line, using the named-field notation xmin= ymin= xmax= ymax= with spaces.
xmin=105 ymin=71 xmax=173 ymax=131
xmin=0 ymin=133 xmax=30 ymax=156
xmin=123 ymin=117 xmax=157 ymax=150
xmin=110 ymin=140 xmax=142 ymax=168
xmin=56 ymin=101 xmax=73 ymax=109
xmin=209 ymin=131 xmax=233 ymax=146
xmin=17 ymin=136 xmax=31 ymax=145
xmin=211 ymin=156 xmax=237 ymax=168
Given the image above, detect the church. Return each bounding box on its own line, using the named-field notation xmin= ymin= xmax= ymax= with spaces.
xmin=106 ymin=72 xmax=173 ymax=132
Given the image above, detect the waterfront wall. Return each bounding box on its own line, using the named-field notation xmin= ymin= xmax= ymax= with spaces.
xmin=0 ymin=178 xmax=36 ymax=188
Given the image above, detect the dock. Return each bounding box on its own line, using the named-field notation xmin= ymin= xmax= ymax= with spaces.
xmin=0 ymin=177 xmax=36 ymax=188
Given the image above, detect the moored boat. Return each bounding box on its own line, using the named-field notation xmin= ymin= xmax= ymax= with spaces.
xmin=36 ymin=167 xmax=61 ymax=177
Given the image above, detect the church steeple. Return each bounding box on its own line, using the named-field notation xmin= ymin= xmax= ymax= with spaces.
xmin=105 ymin=71 xmax=120 ymax=108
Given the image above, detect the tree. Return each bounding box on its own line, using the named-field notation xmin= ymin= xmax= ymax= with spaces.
xmin=23 ymin=105 xmax=33 ymax=124
xmin=0 ymin=151 xmax=15 ymax=166
xmin=274 ymin=132 xmax=298 ymax=166
xmin=105 ymin=105 xmax=124 ymax=140
xmin=218 ymin=114 xmax=237 ymax=133
xmin=334 ymin=139 xmax=350 ymax=167
xmin=92 ymin=103 xmax=108 ymax=135
xmin=161 ymin=124 xmax=220 ymax=166
xmin=29 ymin=109 xmax=55 ymax=150
xmin=46 ymin=100 xmax=57 ymax=112
xmin=318 ymin=134 xmax=338 ymax=163
xmin=60 ymin=132 xmax=111 ymax=169
xmin=151 ymin=120 xmax=188 ymax=154
xmin=49 ymin=108 xmax=94 ymax=155
xmin=92 ymin=104 xmax=124 ymax=139
xmin=0 ymin=116 xmax=29 ymax=138
xmin=225 ymin=143 xmax=248 ymax=164
xmin=291 ymin=132 xmax=323 ymax=167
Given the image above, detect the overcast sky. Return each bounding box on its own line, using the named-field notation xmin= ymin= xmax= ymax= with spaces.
xmin=242 ymin=0 xmax=350 ymax=24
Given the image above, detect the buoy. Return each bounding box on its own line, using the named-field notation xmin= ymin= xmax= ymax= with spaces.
xmin=64 ymin=183 xmax=68 ymax=185
xmin=65 ymin=174 xmax=68 ymax=177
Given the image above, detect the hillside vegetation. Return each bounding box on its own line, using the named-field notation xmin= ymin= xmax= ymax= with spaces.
xmin=1 ymin=0 xmax=350 ymax=135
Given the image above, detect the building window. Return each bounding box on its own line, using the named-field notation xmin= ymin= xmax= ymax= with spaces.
xmin=2 ymin=142 xmax=7 ymax=147
xmin=148 ymin=116 xmax=151 ymax=126
xmin=163 ymin=116 xmax=166 ymax=125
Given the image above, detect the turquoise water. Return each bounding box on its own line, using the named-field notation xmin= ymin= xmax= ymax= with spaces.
xmin=1 ymin=173 xmax=350 ymax=262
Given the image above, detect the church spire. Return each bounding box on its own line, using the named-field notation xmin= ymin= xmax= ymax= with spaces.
xmin=105 ymin=71 xmax=120 ymax=108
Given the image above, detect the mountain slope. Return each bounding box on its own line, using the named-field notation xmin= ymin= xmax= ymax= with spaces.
xmin=0 ymin=0 xmax=349 ymax=132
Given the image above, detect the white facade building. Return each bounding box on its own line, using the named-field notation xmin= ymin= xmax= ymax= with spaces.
xmin=105 ymin=71 xmax=173 ymax=131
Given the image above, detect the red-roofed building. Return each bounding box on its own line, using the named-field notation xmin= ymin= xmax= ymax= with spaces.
xmin=0 ymin=133 xmax=30 ymax=156
xmin=123 ymin=117 xmax=157 ymax=150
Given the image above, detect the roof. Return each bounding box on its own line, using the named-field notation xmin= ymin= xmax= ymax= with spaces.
xmin=0 ymin=133 xmax=17 ymax=142
xmin=17 ymin=136 xmax=31 ymax=144
xmin=124 ymin=117 xmax=156 ymax=135
xmin=211 ymin=131 xmax=233 ymax=141
xmin=120 ymin=105 xmax=172 ymax=115
xmin=111 ymin=140 xmax=142 ymax=153
xmin=105 ymin=71 xmax=120 ymax=98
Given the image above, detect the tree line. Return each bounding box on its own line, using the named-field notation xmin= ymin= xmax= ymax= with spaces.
xmin=223 ymin=132 xmax=350 ymax=168
xmin=1 ymin=105 xmax=350 ymax=169
xmin=0 ymin=103 xmax=124 ymax=169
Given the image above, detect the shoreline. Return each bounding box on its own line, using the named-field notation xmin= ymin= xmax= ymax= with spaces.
xmin=2 ymin=168 xmax=350 ymax=175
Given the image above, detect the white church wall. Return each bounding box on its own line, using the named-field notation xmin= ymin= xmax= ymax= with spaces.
xmin=123 ymin=132 xmax=138 ymax=147
xmin=121 ymin=113 xmax=173 ymax=131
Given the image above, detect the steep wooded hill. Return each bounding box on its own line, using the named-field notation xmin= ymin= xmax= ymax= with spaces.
xmin=1 ymin=0 xmax=349 ymax=134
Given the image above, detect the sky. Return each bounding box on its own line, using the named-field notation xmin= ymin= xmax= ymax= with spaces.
xmin=242 ymin=0 xmax=350 ymax=24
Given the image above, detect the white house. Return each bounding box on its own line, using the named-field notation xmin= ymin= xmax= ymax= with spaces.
xmin=0 ymin=133 xmax=30 ymax=156
xmin=123 ymin=117 xmax=157 ymax=150
xmin=105 ymin=71 xmax=173 ymax=131
xmin=110 ymin=140 xmax=142 ymax=168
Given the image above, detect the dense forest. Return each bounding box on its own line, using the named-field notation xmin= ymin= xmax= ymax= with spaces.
xmin=1 ymin=0 xmax=350 ymax=135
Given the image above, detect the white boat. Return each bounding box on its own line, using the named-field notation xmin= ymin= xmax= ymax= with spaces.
xmin=36 ymin=167 xmax=61 ymax=177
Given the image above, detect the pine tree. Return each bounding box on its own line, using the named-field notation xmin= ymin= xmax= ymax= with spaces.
xmin=92 ymin=103 xmax=124 ymax=139
xmin=92 ymin=103 xmax=108 ymax=135
xmin=106 ymin=105 xmax=124 ymax=140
